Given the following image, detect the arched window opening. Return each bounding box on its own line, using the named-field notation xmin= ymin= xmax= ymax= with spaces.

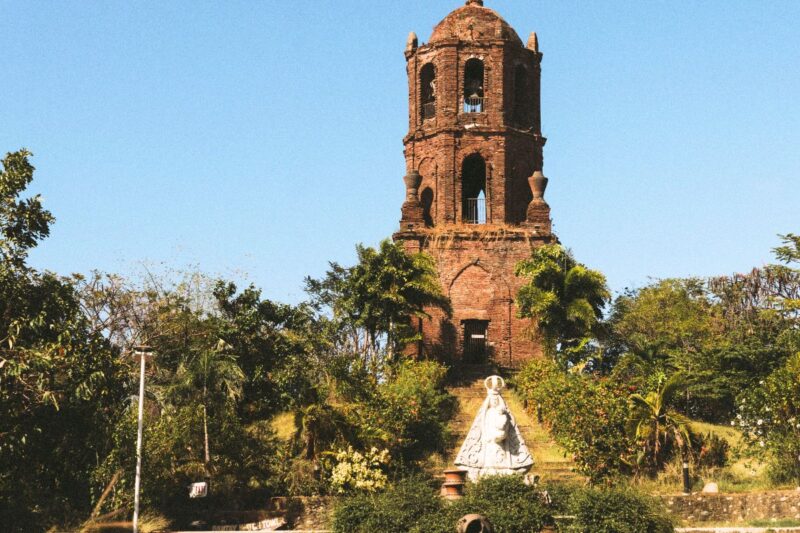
xmin=463 ymin=59 xmax=485 ymax=113
xmin=462 ymin=154 xmax=486 ymax=224
xmin=420 ymin=63 xmax=436 ymax=120
xmin=420 ymin=187 xmax=434 ymax=227
xmin=513 ymin=64 xmax=529 ymax=127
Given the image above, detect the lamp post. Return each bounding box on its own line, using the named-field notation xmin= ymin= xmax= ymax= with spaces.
xmin=132 ymin=345 xmax=153 ymax=533
xmin=681 ymin=446 xmax=691 ymax=495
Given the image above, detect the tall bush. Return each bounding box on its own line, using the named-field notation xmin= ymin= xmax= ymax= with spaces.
xmin=516 ymin=360 xmax=634 ymax=483
xmin=564 ymin=486 xmax=674 ymax=533
xmin=332 ymin=476 xmax=444 ymax=533
xmin=370 ymin=359 xmax=456 ymax=462
xmin=736 ymin=352 xmax=800 ymax=484
xmin=333 ymin=475 xmax=553 ymax=533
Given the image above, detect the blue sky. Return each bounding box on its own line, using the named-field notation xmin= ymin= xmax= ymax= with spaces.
xmin=2 ymin=0 xmax=798 ymax=304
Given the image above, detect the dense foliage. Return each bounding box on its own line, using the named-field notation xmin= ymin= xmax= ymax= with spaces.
xmin=333 ymin=475 xmax=553 ymax=533
xmin=0 ymin=152 xmax=455 ymax=531
xmin=515 ymin=244 xmax=610 ymax=365
xmin=334 ymin=475 xmax=675 ymax=533
xmin=516 ymin=235 xmax=800 ymax=485
xmin=736 ymin=352 xmax=800 ymax=484
xmin=0 ymin=151 xmax=128 ymax=531
xmin=304 ymin=239 xmax=450 ymax=376
xmin=332 ymin=475 xmax=446 ymax=533
xmin=562 ymin=486 xmax=674 ymax=533
xmin=516 ymin=359 xmax=634 ymax=482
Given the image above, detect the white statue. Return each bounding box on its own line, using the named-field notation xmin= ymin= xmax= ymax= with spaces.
xmin=454 ymin=375 xmax=534 ymax=481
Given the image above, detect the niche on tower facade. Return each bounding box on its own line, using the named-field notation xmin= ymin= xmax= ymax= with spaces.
xmin=513 ymin=64 xmax=530 ymax=128
xmin=420 ymin=62 xmax=436 ymax=121
xmin=461 ymin=154 xmax=486 ymax=224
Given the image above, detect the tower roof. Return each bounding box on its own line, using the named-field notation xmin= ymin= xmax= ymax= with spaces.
xmin=429 ymin=0 xmax=522 ymax=45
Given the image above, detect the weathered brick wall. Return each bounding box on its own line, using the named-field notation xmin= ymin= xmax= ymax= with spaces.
xmin=396 ymin=2 xmax=553 ymax=368
xmin=403 ymin=4 xmax=544 ymax=228
xmin=662 ymin=490 xmax=800 ymax=523
xmin=397 ymin=228 xmax=551 ymax=368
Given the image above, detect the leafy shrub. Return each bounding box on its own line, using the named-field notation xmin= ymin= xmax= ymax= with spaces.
xmin=564 ymin=486 xmax=673 ymax=533
xmin=370 ymin=360 xmax=456 ymax=462
xmin=332 ymin=475 xmax=444 ymax=533
xmin=693 ymin=432 xmax=729 ymax=469
xmin=736 ymin=352 xmax=800 ymax=484
xmin=333 ymin=474 xmax=553 ymax=533
xmin=447 ymin=475 xmax=553 ymax=533
xmin=517 ymin=359 xmax=634 ymax=482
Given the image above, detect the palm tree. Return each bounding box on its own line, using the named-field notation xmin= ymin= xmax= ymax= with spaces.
xmin=172 ymin=339 xmax=245 ymax=471
xmin=307 ymin=239 xmax=450 ymax=376
xmin=628 ymin=372 xmax=692 ymax=493
xmin=515 ymin=244 xmax=610 ymax=364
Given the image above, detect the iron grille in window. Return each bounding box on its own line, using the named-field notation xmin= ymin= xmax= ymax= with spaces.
xmin=463 ymin=96 xmax=484 ymax=113
xmin=464 ymin=197 xmax=486 ymax=224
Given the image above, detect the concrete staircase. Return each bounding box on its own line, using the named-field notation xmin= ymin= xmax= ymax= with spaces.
xmin=437 ymin=364 xmax=584 ymax=485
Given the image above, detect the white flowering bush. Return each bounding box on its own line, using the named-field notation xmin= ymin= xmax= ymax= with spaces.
xmin=329 ymin=446 xmax=390 ymax=494
xmin=735 ymin=352 xmax=800 ymax=484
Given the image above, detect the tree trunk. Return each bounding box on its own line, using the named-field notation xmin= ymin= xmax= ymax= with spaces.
xmin=203 ymin=381 xmax=210 ymax=468
xmin=90 ymin=469 xmax=122 ymax=518
xmin=203 ymin=404 xmax=210 ymax=466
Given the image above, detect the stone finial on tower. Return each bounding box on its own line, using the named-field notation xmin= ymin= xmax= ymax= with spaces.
xmin=400 ymin=170 xmax=425 ymax=229
xmin=466 ymin=0 xmax=484 ymax=6
xmin=525 ymin=170 xmax=551 ymax=233
xmin=527 ymin=32 xmax=539 ymax=52
xmin=406 ymin=32 xmax=418 ymax=54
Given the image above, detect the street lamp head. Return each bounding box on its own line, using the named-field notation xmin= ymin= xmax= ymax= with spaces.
xmin=133 ymin=345 xmax=154 ymax=357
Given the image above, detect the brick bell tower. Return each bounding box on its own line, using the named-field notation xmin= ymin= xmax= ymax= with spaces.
xmin=394 ymin=0 xmax=557 ymax=368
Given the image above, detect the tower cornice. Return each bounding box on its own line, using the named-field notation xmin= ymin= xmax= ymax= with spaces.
xmin=404 ymin=127 xmax=546 ymax=145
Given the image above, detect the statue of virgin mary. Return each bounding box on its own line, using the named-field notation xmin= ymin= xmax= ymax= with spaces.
xmin=454 ymin=375 xmax=534 ymax=481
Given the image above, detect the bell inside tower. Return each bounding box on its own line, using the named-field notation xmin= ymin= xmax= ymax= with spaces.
xmin=463 ymin=58 xmax=484 ymax=113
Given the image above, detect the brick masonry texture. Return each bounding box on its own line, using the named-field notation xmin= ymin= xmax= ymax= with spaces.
xmin=394 ymin=1 xmax=555 ymax=368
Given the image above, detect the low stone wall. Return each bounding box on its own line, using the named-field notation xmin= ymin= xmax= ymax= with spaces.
xmin=268 ymin=496 xmax=333 ymax=530
xmin=662 ymin=490 xmax=800 ymax=523
xmin=203 ymin=497 xmax=333 ymax=531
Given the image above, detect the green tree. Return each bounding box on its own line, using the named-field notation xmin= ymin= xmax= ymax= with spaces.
xmin=92 ymin=276 xmax=287 ymax=518
xmin=306 ymin=239 xmax=449 ymax=376
xmin=515 ymin=244 xmax=610 ymax=365
xmin=170 ymin=339 xmax=245 ymax=472
xmin=609 ymin=279 xmax=721 ymax=368
xmin=773 ymin=232 xmax=800 ymax=316
xmin=0 ymin=150 xmax=127 ymax=531
xmin=607 ymin=279 xmax=726 ymax=406
xmin=0 ymin=149 xmax=54 ymax=266
xmin=628 ymin=373 xmax=692 ymax=475
xmin=774 ymin=233 xmax=800 ymax=264
xmin=736 ymin=352 xmax=800 ymax=485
